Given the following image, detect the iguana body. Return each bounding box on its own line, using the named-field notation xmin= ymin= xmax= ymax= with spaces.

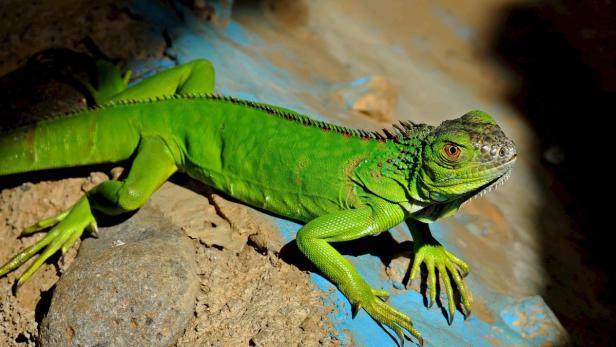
xmin=0 ymin=59 xmax=516 ymax=344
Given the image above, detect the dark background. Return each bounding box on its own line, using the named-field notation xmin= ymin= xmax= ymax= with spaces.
xmin=493 ymin=2 xmax=615 ymax=344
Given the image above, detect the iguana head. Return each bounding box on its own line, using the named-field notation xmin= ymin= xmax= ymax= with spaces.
xmin=413 ymin=110 xmax=516 ymax=205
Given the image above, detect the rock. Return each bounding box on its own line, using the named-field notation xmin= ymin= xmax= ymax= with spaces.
xmin=150 ymin=182 xmax=248 ymax=253
xmin=40 ymin=203 xmax=199 ymax=347
xmin=150 ymin=182 xmax=281 ymax=254
xmin=335 ymin=75 xmax=398 ymax=123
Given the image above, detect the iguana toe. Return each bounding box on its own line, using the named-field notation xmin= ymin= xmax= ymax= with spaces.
xmin=356 ymin=290 xmax=423 ymax=346
xmin=0 ymin=197 xmax=95 ymax=287
xmin=409 ymin=244 xmax=472 ymax=324
xmin=21 ymin=210 xmax=69 ymax=235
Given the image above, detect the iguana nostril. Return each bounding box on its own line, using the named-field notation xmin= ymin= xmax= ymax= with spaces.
xmin=508 ymin=141 xmax=517 ymax=158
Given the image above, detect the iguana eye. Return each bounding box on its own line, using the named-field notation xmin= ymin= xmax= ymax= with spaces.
xmin=443 ymin=144 xmax=461 ymax=160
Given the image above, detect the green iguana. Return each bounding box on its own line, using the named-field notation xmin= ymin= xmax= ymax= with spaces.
xmin=0 ymin=59 xmax=516 ymax=345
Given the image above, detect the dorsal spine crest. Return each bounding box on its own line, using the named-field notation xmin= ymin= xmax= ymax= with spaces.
xmin=7 ymin=93 xmax=433 ymax=144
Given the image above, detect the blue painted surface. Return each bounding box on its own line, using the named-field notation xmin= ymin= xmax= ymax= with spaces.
xmin=127 ymin=1 xmax=564 ymax=346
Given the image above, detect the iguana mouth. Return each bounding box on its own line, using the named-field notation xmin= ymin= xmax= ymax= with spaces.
xmin=470 ymin=158 xmax=515 ymax=200
xmin=453 ymin=154 xmax=516 ymax=205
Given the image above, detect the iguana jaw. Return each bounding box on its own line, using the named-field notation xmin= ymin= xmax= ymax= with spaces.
xmin=466 ymin=155 xmax=516 ymax=200
xmin=422 ymin=154 xmax=516 ymax=204
xmin=442 ymin=152 xmax=516 ymax=189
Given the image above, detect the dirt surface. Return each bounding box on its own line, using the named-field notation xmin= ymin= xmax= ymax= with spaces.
xmin=152 ymin=182 xmax=341 ymax=347
xmin=0 ymin=174 xmax=106 ymax=346
xmin=0 ymin=175 xmax=340 ymax=346
xmin=178 ymin=245 xmax=339 ymax=346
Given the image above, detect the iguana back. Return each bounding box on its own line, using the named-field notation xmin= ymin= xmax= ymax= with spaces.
xmin=0 ymin=95 xmax=393 ymax=221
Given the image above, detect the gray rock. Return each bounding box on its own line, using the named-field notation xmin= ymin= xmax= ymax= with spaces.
xmin=40 ymin=203 xmax=199 ymax=347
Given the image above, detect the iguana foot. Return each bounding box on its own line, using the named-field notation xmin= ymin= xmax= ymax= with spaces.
xmin=0 ymin=197 xmax=96 ymax=287
xmin=353 ymin=286 xmax=423 ymax=346
xmin=408 ymin=244 xmax=472 ymax=323
xmin=78 ymin=59 xmax=131 ymax=105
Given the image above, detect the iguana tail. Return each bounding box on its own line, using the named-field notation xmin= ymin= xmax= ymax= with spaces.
xmin=0 ymin=107 xmax=140 ymax=176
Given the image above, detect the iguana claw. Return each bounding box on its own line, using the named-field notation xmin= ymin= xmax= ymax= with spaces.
xmin=372 ymin=287 xmax=390 ymax=301
xmin=408 ymin=244 xmax=472 ymax=324
xmin=0 ymin=197 xmax=96 ymax=287
xmin=351 ymin=302 xmax=362 ymax=319
xmin=352 ymin=285 xmax=423 ymax=346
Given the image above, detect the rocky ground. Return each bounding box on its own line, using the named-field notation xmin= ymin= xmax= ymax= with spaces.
xmin=0 ymin=174 xmax=341 ymax=346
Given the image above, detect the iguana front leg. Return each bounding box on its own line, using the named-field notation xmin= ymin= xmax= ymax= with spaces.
xmin=406 ymin=219 xmax=472 ymax=323
xmin=0 ymin=136 xmax=178 ymax=286
xmin=296 ymin=199 xmax=423 ymax=345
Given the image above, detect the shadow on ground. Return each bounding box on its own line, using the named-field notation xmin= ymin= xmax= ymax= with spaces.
xmin=491 ymin=2 xmax=616 ymax=345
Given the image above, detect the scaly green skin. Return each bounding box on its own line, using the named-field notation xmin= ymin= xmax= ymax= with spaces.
xmin=0 ymin=59 xmax=516 ymax=345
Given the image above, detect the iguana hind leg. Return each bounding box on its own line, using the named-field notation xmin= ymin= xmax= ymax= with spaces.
xmin=80 ymin=60 xmax=132 ymax=105
xmin=109 ymin=59 xmax=215 ymax=102
xmin=0 ymin=136 xmax=178 ymax=286
xmin=80 ymin=59 xmax=216 ymax=105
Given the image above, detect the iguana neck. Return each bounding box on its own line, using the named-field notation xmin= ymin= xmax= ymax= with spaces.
xmin=384 ymin=123 xmax=435 ymax=203
xmin=354 ymin=123 xmax=435 ymax=207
